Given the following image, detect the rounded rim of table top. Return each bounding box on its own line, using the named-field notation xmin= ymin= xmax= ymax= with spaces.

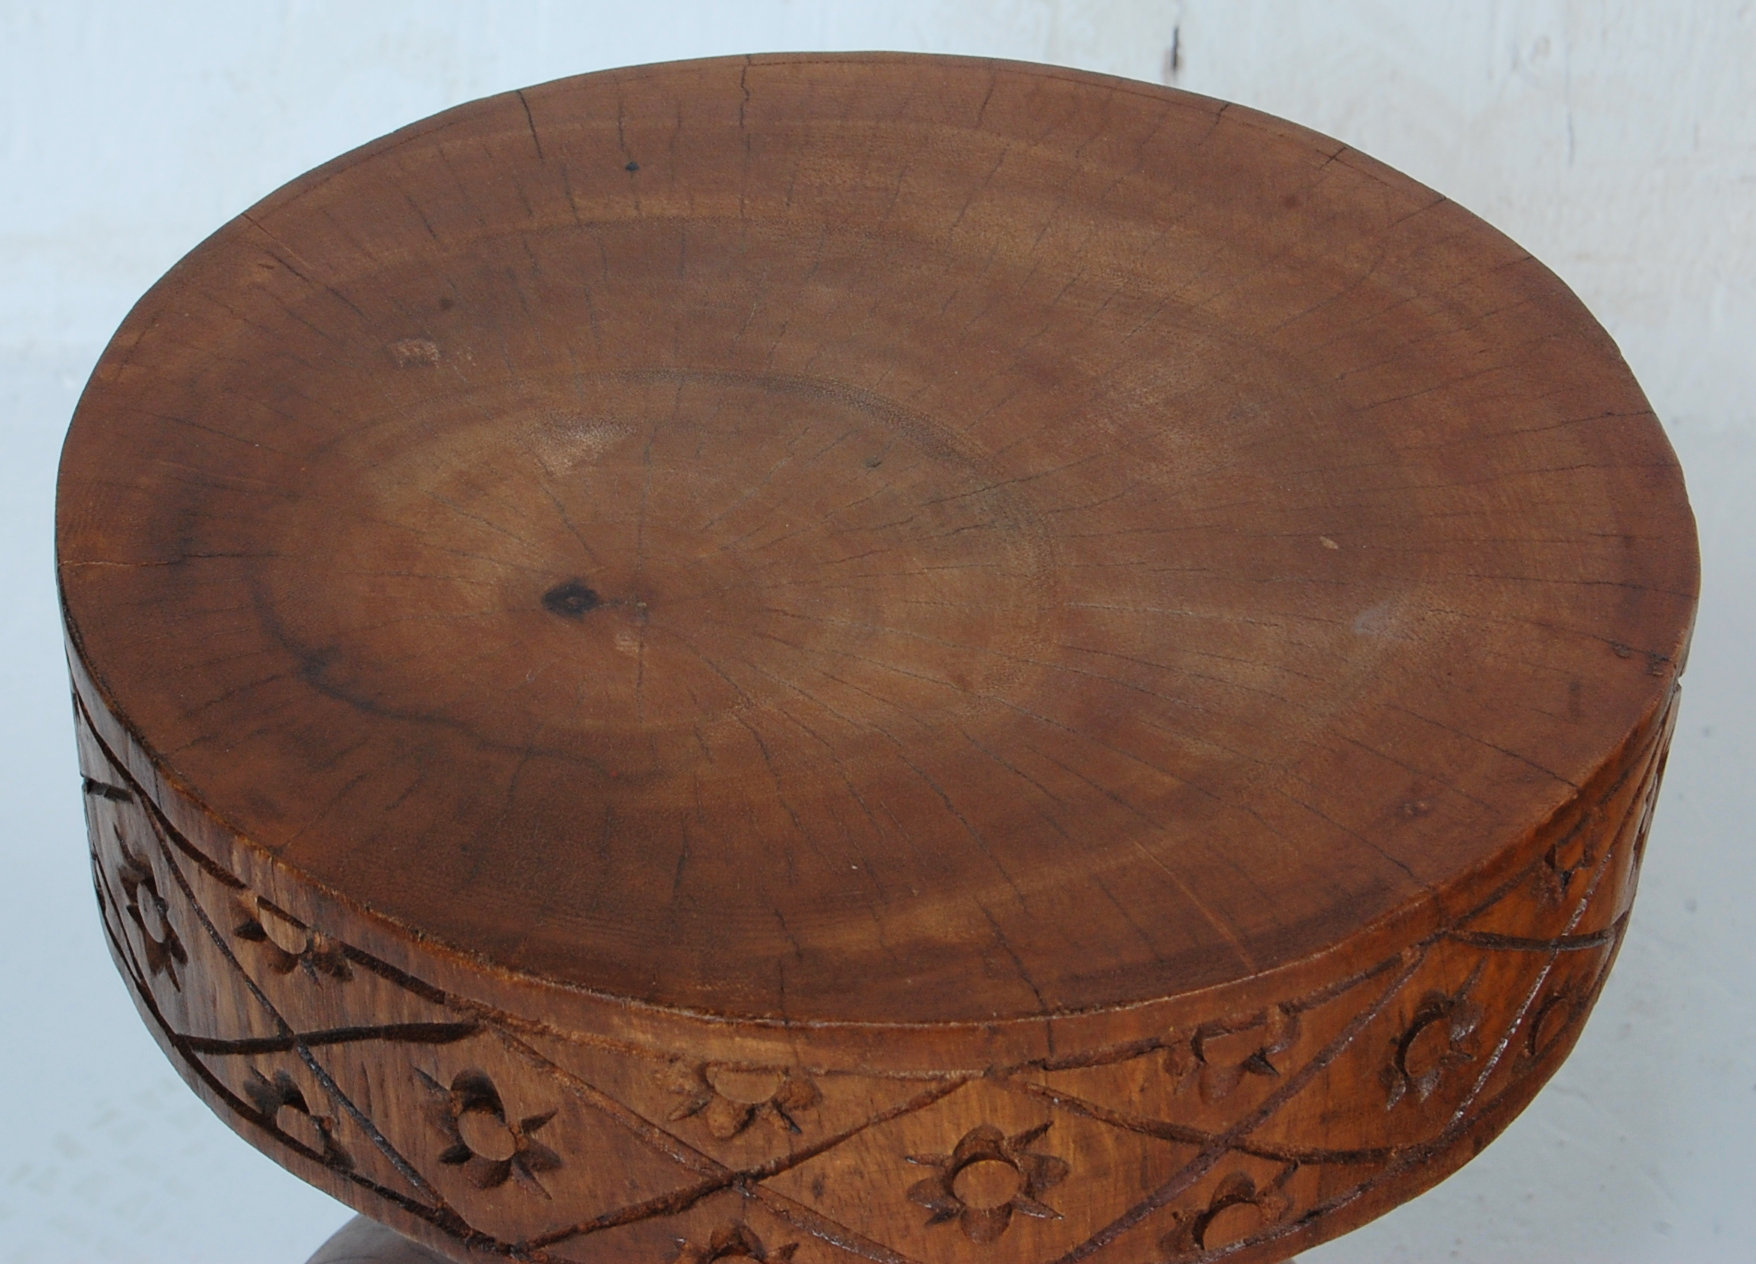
xmin=57 ymin=53 xmax=1698 ymax=1053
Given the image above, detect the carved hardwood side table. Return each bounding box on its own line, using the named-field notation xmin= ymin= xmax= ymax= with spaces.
xmin=58 ymin=54 xmax=1697 ymax=1264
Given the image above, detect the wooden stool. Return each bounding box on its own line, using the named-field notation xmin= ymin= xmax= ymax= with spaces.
xmin=58 ymin=54 xmax=1696 ymax=1264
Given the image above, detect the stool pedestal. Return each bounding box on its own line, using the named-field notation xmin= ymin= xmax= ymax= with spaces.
xmin=308 ymin=1218 xmax=451 ymax=1264
xmin=60 ymin=52 xmax=1695 ymax=1264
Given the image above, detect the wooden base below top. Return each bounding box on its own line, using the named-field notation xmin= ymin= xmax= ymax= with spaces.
xmin=64 ymin=53 xmax=1691 ymax=1264
xmin=307 ymin=1216 xmax=451 ymax=1264
xmin=304 ymin=1215 xmax=1305 ymax=1264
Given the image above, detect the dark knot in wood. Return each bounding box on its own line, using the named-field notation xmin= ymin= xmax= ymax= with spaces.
xmin=541 ymin=579 xmax=602 ymax=619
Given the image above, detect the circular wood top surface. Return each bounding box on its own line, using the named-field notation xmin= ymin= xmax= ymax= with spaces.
xmin=57 ymin=54 xmax=1696 ymax=1031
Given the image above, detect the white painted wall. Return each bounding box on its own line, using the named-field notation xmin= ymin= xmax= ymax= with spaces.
xmin=2 ymin=3 xmax=1750 ymax=1259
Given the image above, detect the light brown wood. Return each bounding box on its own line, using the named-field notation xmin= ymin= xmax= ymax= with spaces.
xmin=59 ymin=53 xmax=1695 ymax=1264
xmin=308 ymin=1216 xmax=451 ymax=1264
xmin=303 ymin=1212 xmax=1299 ymax=1264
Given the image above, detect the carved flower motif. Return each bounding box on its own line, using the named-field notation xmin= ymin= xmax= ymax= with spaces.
xmin=1631 ymin=755 xmax=1666 ymax=866
xmin=1538 ymin=823 xmax=1597 ymax=905
xmin=1382 ymin=988 xmax=1483 ymax=1108
xmin=1160 ymin=1170 xmax=1292 ymax=1257
xmin=234 ymin=895 xmax=351 ymax=981
xmin=114 ymin=833 xmax=187 ymax=990
xmin=668 ymin=1063 xmax=819 ymax=1139
xmin=1162 ymin=1005 xmax=1300 ymax=1102
xmin=1526 ymin=985 xmax=1579 ymax=1061
xmin=418 ymin=1068 xmax=561 ymax=1194
xmin=672 ymin=1223 xmax=797 ymax=1264
xmin=906 ymin=1122 xmax=1069 ymax=1244
xmin=245 ymin=1067 xmax=352 ymax=1170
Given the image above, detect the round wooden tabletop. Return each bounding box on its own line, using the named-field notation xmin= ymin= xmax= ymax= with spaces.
xmin=61 ymin=54 xmax=1695 ymax=1264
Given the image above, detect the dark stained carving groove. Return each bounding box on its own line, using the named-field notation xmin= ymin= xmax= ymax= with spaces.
xmin=906 ymin=1122 xmax=1070 ymax=1243
xmin=82 ymin=775 xmax=133 ymax=802
xmin=1047 ymin=952 xmax=1430 ymax=1264
xmin=77 ymin=680 xmax=1676 ymax=1264
xmin=183 ymin=1023 xmax=482 ymax=1056
xmin=56 ymin=58 xmax=1693 ymax=1264
xmin=79 ymin=709 xmax=480 ymax=1239
xmin=89 ymin=881 xmax=464 ymax=1242
xmin=516 ymin=1060 xmax=972 ymax=1251
xmin=1444 ymin=924 xmax=1623 ymax=952
xmin=156 ymin=819 xmax=467 ymax=1227
xmin=750 ymin=1188 xmax=922 ymax=1264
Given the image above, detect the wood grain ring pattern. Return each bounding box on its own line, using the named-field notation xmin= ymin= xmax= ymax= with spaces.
xmin=59 ymin=53 xmax=1697 ymax=1264
xmin=75 ymin=675 xmax=1678 ymax=1262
